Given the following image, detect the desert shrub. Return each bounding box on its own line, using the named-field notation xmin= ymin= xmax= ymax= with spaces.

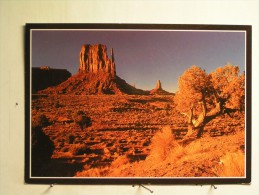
xmin=110 ymin=155 xmax=130 ymax=169
xmin=74 ymin=110 xmax=92 ymax=130
xmin=147 ymin=126 xmax=182 ymax=162
xmin=54 ymin=100 xmax=62 ymax=108
xmin=214 ymin=152 xmax=244 ymax=177
xmin=69 ymin=144 xmax=87 ymax=155
xmin=31 ymin=126 xmax=55 ymax=176
xmin=32 ymin=114 xmax=50 ymax=128
xmin=75 ymin=167 xmax=101 ymax=177
xmin=68 ymin=134 xmax=75 ymax=144
xmin=106 ymin=155 xmax=131 ymax=176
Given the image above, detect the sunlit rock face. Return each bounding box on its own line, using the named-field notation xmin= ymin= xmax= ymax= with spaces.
xmin=79 ymin=44 xmax=116 ymax=77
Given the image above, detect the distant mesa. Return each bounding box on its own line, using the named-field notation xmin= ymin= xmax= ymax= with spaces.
xmin=32 ymin=66 xmax=71 ymax=94
xmin=150 ymin=80 xmax=171 ymax=95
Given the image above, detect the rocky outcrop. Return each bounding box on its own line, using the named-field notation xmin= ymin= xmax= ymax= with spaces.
xmin=32 ymin=66 xmax=71 ymax=93
xmin=79 ymin=44 xmax=116 ymax=76
xmin=150 ymin=80 xmax=171 ymax=95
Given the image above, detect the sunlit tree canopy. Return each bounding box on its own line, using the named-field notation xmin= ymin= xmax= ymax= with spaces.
xmin=174 ymin=64 xmax=245 ymax=138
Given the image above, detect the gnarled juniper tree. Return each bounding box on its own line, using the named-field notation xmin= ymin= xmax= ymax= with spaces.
xmin=174 ymin=64 xmax=245 ymax=138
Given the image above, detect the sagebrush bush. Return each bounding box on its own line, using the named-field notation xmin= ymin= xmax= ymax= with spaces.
xmin=32 ymin=114 xmax=50 ymax=128
xmin=74 ymin=110 xmax=92 ymax=130
xmin=147 ymin=126 xmax=182 ymax=162
xmin=75 ymin=167 xmax=101 ymax=177
xmin=110 ymin=155 xmax=129 ymax=169
xmin=68 ymin=134 xmax=75 ymax=144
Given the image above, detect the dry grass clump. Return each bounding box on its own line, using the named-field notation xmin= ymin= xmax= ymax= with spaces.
xmin=108 ymin=155 xmax=130 ymax=176
xmin=214 ymin=151 xmax=244 ymax=177
xmin=75 ymin=166 xmax=101 ymax=177
xmin=75 ymin=155 xmax=130 ymax=177
xmin=147 ymin=126 xmax=184 ymax=163
xmin=110 ymin=155 xmax=130 ymax=169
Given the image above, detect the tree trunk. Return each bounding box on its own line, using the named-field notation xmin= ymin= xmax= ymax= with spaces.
xmin=184 ymin=99 xmax=226 ymax=138
xmin=185 ymin=106 xmax=195 ymax=136
xmin=194 ymin=113 xmax=220 ymax=138
xmin=186 ymin=124 xmax=204 ymax=138
xmin=186 ymin=123 xmax=195 ymax=137
xmin=196 ymin=125 xmax=204 ymax=138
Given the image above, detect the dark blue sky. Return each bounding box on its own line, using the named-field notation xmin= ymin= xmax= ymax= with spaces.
xmin=32 ymin=30 xmax=246 ymax=92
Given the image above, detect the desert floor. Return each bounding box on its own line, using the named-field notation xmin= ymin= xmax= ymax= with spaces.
xmin=31 ymin=94 xmax=245 ymax=177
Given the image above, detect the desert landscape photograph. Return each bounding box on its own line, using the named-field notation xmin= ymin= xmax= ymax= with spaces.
xmin=26 ymin=25 xmax=250 ymax=183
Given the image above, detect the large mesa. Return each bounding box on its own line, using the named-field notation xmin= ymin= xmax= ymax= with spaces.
xmin=79 ymin=44 xmax=116 ymax=76
xmin=32 ymin=66 xmax=71 ymax=93
xmin=39 ymin=44 xmax=148 ymax=95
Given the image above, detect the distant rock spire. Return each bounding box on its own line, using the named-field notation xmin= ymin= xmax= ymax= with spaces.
xmin=155 ymin=80 xmax=162 ymax=90
xmin=150 ymin=80 xmax=171 ymax=95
